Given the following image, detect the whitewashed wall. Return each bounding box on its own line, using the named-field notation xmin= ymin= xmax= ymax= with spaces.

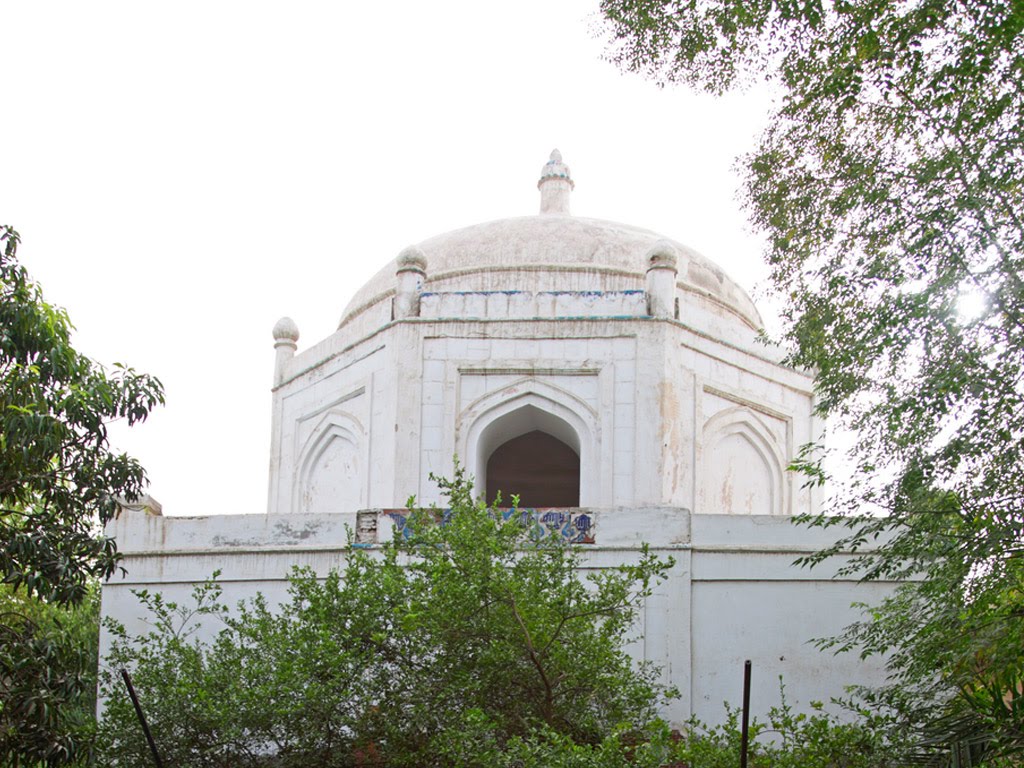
xmin=268 ymin=297 xmax=819 ymax=517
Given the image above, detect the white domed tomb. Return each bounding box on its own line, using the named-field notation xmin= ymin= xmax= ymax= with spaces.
xmin=103 ymin=152 xmax=893 ymax=727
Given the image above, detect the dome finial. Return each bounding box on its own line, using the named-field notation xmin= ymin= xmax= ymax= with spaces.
xmin=272 ymin=316 xmax=299 ymax=387
xmin=538 ymin=148 xmax=573 ymax=215
xmin=273 ymin=316 xmax=299 ymax=344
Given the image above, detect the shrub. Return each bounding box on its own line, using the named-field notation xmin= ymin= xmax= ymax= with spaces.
xmin=671 ymin=684 xmax=909 ymax=768
xmin=98 ymin=469 xmax=675 ymax=767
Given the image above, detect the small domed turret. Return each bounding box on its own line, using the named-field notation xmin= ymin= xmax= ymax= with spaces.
xmin=272 ymin=316 xmax=299 ymax=386
xmin=272 ymin=316 xmax=300 ymax=344
xmin=395 ymin=246 xmax=428 ymax=319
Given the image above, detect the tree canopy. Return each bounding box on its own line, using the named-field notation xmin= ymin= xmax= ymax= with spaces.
xmin=1 ymin=225 xmax=164 ymax=765
xmin=601 ymin=0 xmax=1024 ymax=758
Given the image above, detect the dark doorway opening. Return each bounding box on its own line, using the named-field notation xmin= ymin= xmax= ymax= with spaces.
xmin=486 ymin=430 xmax=580 ymax=507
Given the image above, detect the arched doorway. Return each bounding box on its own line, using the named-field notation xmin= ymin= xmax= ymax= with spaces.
xmin=472 ymin=403 xmax=583 ymax=508
xmin=486 ymin=429 xmax=580 ymax=507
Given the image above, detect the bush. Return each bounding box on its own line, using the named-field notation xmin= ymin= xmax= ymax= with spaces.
xmin=98 ymin=469 xmax=675 ymax=767
xmin=670 ymin=684 xmax=910 ymax=768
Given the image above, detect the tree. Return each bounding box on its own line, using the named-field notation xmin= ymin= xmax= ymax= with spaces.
xmin=1 ymin=225 xmax=164 ymax=765
xmin=98 ymin=470 xmax=675 ymax=767
xmin=600 ymin=0 xmax=1024 ymax=758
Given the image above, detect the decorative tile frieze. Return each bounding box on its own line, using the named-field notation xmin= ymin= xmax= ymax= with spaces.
xmin=378 ymin=508 xmax=595 ymax=545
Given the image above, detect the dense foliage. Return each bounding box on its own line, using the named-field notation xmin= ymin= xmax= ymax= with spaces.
xmin=0 ymin=585 xmax=101 ymax=766
xmin=600 ymin=0 xmax=1024 ymax=758
xmin=99 ymin=471 xmax=676 ymax=767
xmin=0 ymin=225 xmax=164 ymax=765
xmin=672 ymin=691 xmax=910 ymax=768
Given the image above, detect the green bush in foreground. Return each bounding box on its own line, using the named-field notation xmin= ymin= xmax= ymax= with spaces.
xmin=674 ymin=694 xmax=901 ymax=768
xmin=423 ymin=690 xmax=922 ymax=768
xmin=98 ymin=470 xmax=675 ymax=767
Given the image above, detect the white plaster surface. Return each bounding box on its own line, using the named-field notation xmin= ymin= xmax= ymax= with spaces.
xmin=267 ymin=309 xmax=814 ymax=515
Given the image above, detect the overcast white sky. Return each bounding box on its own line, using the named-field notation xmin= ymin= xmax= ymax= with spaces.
xmin=2 ymin=1 xmax=778 ymax=516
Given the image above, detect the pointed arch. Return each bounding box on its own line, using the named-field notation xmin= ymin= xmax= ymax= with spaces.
xmin=294 ymin=411 xmax=366 ymax=515
xmin=700 ymin=406 xmax=787 ymax=516
xmin=458 ymin=379 xmax=600 ymax=506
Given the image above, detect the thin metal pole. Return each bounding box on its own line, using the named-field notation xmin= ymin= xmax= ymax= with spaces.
xmin=740 ymin=659 xmax=752 ymax=768
xmin=120 ymin=668 xmax=165 ymax=768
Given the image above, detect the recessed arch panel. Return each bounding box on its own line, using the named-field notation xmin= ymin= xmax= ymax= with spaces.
xmin=294 ymin=411 xmax=365 ymax=515
xmin=700 ymin=407 xmax=787 ymax=516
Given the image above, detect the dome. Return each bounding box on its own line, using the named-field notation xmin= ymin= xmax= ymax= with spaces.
xmin=338 ymin=151 xmax=763 ymax=335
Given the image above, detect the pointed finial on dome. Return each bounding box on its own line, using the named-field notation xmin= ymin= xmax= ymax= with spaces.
xmin=538 ymin=148 xmax=573 ymax=215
